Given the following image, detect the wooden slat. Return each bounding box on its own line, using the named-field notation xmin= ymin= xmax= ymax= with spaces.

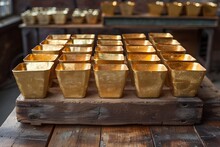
xmin=101 ymin=126 xmax=154 ymax=147
xmin=48 ymin=126 xmax=101 ymax=147
xmin=0 ymin=109 xmax=54 ymax=147
xmin=150 ymin=126 xmax=204 ymax=147
xmin=195 ymin=121 xmax=220 ymax=146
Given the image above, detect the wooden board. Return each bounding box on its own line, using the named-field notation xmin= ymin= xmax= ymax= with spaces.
xmin=16 ymin=80 xmax=203 ymax=126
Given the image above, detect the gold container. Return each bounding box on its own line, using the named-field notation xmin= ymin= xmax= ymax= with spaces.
xmin=98 ymin=35 xmax=122 ymax=40
xmin=94 ymin=53 xmax=125 ymax=64
xmin=32 ymin=45 xmax=64 ymax=54
xmin=122 ymin=33 xmax=146 ymax=40
xmin=161 ymin=53 xmax=196 ymax=62
xmin=66 ymin=39 xmax=94 ymax=47
xmin=62 ymin=46 xmax=93 ymax=54
xmin=185 ymin=2 xmax=202 ymax=16
xmin=127 ymin=54 xmax=161 ymax=64
xmin=71 ymin=34 xmax=95 ymax=39
xmin=202 ymin=2 xmax=217 ymax=16
xmin=40 ymin=39 xmax=68 ymax=45
xmin=72 ymin=15 xmax=85 ymax=24
xmin=100 ymin=1 xmax=117 ymax=16
xmin=56 ymin=63 xmax=91 ymax=98
xmin=95 ymin=46 xmax=124 ymax=54
xmin=155 ymin=44 xmax=186 ymax=54
xmin=37 ymin=13 xmax=51 ymax=25
xmin=153 ymin=39 xmax=180 ymax=46
xmin=166 ymin=62 xmax=206 ymax=97
xmin=23 ymin=54 xmax=58 ymax=62
xmin=148 ymin=33 xmax=173 ymax=43
xmin=124 ymin=40 xmax=152 ymax=46
xmin=21 ymin=11 xmax=37 ymax=25
xmin=86 ymin=13 xmax=99 ymax=24
xmin=94 ymin=64 xmax=128 ymax=98
xmin=12 ymin=62 xmax=54 ymax=99
xmin=126 ymin=46 xmax=156 ymax=54
xmin=97 ymin=40 xmax=123 ymax=46
xmin=167 ymin=2 xmax=183 ymax=16
xmin=58 ymin=54 xmax=91 ymax=63
xmin=119 ymin=1 xmax=135 ymax=16
xmin=131 ymin=63 xmax=167 ymax=98
xmin=52 ymin=13 xmax=67 ymax=24
xmin=46 ymin=34 xmax=71 ymax=40
xmin=148 ymin=1 xmax=165 ymax=16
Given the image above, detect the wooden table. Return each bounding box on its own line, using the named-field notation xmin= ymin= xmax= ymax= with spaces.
xmin=1 ymin=109 xmax=220 ymax=146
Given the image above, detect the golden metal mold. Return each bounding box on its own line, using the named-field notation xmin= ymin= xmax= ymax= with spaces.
xmin=100 ymin=1 xmax=117 ymax=16
xmin=97 ymin=40 xmax=123 ymax=46
xmin=94 ymin=53 xmax=125 ymax=64
xmin=56 ymin=63 xmax=91 ymax=98
xmin=155 ymin=45 xmax=186 ymax=54
xmin=66 ymin=39 xmax=94 ymax=47
xmin=124 ymin=40 xmax=152 ymax=46
xmin=185 ymin=2 xmax=202 ymax=16
xmin=166 ymin=62 xmax=206 ymax=97
xmin=58 ymin=54 xmax=91 ymax=63
xmin=166 ymin=2 xmax=183 ymax=16
xmin=93 ymin=64 xmax=128 ymax=98
xmin=12 ymin=62 xmax=54 ymax=99
xmin=202 ymin=2 xmax=217 ymax=16
xmin=147 ymin=1 xmax=165 ymax=16
xmin=119 ymin=1 xmax=135 ymax=16
xmin=40 ymin=39 xmax=68 ymax=45
xmin=160 ymin=53 xmax=196 ymax=62
xmin=71 ymin=34 xmax=95 ymax=39
xmin=62 ymin=46 xmax=93 ymax=54
xmin=98 ymin=35 xmax=122 ymax=40
xmin=95 ymin=46 xmax=124 ymax=54
xmin=32 ymin=45 xmax=64 ymax=54
xmin=46 ymin=34 xmax=71 ymax=40
xmin=127 ymin=54 xmax=161 ymax=64
xmin=122 ymin=33 xmax=146 ymax=40
xmin=126 ymin=46 xmax=156 ymax=54
xmin=131 ymin=63 xmax=167 ymax=98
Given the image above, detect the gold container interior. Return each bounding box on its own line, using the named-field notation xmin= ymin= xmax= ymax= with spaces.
xmin=127 ymin=54 xmax=160 ymax=63
xmin=62 ymin=46 xmax=93 ymax=54
xmin=93 ymin=64 xmax=128 ymax=98
xmin=97 ymin=40 xmax=123 ymax=46
xmin=23 ymin=54 xmax=58 ymax=62
xmin=56 ymin=63 xmax=91 ymax=98
xmin=122 ymin=33 xmax=146 ymax=40
xmin=46 ymin=34 xmax=71 ymax=40
xmin=40 ymin=39 xmax=68 ymax=45
xmin=32 ymin=45 xmax=64 ymax=54
xmin=95 ymin=46 xmax=124 ymax=54
xmin=155 ymin=45 xmax=186 ymax=53
xmin=131 ymin=63 xmax=167 ymax=98
xmin=71 ymin=34 xmax=95 ymax=39
xmin=124 ymin=40 xmax=152 ymax=46
xmin=153 ymin=39 xmax=180 ymax=45
xmin=58 ymin=54 xmax=91 ymax=63
xmin=98 ymin=35 xmax=122 ymax=40
xmin=12 ymin=62 xmax=54 ymax=99
xmin=161 ymin=53 xmax=196 ymax=62
xmin=66 ymin=39 xmax=94 ymax=46
xmin=94 ymin=53 xmax=125 ymax=64
xmin=126 ymin=45 xmax=156 ymax=54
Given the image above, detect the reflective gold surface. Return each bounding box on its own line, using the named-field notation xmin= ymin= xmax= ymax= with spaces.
xmin=148 ymin=1 xmax=165 ymax=16
xmin=166 ymin=2 xmax=183 ymax=16
xmin=12 ymin=62 xmax=54 ymax=99
xmin=58 ymin=54 xmax=91 ymax=63
xmin=185 ymin=2 xmax=202 ymax=16
xmin=155 ymin=45 xmax=186 ymax=54
xmin=131 ymin=63 xmax=167 ymax=98
xmin=161 ymin=53 xmax=196 ymax=62
xmin=97 ymin=40 xmax=123 ymax=46
xmin=46 ymin=34 xmax=71 ymax=40
xmin=153 ymin=39 xmax=180 ymax=45
xmin=93 ymin=64 xmax=128 ymax=98
xmin=119 ymin=1 xmax=135 ymax=16
xmin=124 ymin=40 xmax=152 ymax=46
xmin=66 ymin=39 xmax=94 ymax=47
xmin=40 ymin=39 xmax=68 ymax=45
xmin=166 ymin=62 xmax=206 ymax=97
xmin=56 ymin=63 xmax=91 ymax=98
xmin=23 ymin=54 xmax=58 ymax=62
xmin=95 ymin=46 xmax=124 ymax=54
xmin=62 ymin=46 xmax=93 ymax=54
xmin=101 ymin=1 xmax=117 ymax=16
xmin=127 ymin=54 xmax=161 ymax=64
xmin=94 ymin=53 xmax=125 ymax=64
xmin=122 ymin=33 xmax=146 ymax=40
xmin=71 ymin=34 xmax=95 ymax=39
xmin=32 ymin=45 xmax=64 ymax=54
xmin=203 ymin=2 xmax=217 ymax=16
xmin=148 ymin=33 xmax=173 ymax=43
xmin=126 ymin=46 xmax=156 ymax=54
xmin=98 ymin=35 xmax=122 ymax=40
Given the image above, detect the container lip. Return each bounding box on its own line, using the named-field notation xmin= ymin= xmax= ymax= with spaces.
xmin=156 ymin=45 xmax=186 ymax=52
xmin=122 ymin=33 xmax=146 ymax=39
xmin=93 ymin=64 xmax=129 ymax=71
xmin=12 ymin=62 xmax=54 ymax=72
xmin=97 ymin=34 xmax=122 ymax=40
xmin=148 ymin=33 xmax=173 ymax=38
xmin=161 ymin=53 xmax=196 ymax=62
xmin=23 ymin=53 xmax=59 ymax=62
xmin=124 ymin=40 xmax=152 ymax=46
xmin=166 ymin=62 xmax=206 ymax=72
xmin=95 ymin=46 xmax=124 ymax=52
xmin=94 ymin=53 xmax=125 ymax=61
xmin=127 ymin=54 xmax=160 ymax=61
xmin=32 ymin=44 xmax=64 ymax=52
xmin=62 ymin=46 xmax=93 ymax=53
xmin=71 ymin=34 xmax=95 ymax=39
xmin=97 ymin=40 xmax=123 ymax=46
xmin=40 ymin=39 xmax=68 ymax=45
xmin=126 ymin=45 xmax=156 ymax=53
xmin=55 ymin=63 xmax=91 ymax=71
xmin=131 ymin=63 xmax=168 ymax=72
xmin=58 ymin=54 xmax=91 ymax=62
xmin=46 ymin=34 xmax=71 ymax=40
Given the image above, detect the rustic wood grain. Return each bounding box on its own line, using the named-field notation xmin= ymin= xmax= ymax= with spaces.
xmin=195 ymin=121 xmax=220 ymax=147
xmin=0 ymin=109 xmax=54 ymax=147
xmin=48 ymin=125 xmax=101 ymax=147
xmin=101 ymin=126 xmax=154 ymax=147
xmin=150 ymin=126 xmax=204 ymax=147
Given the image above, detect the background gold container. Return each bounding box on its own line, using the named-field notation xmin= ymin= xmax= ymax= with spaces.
xmin=166 ymin=62 xmax=206 ymax=97
xmin=46 ymin=34 xmax=71 ymax=40
xmin=124 ymin=40 xmax=152 ymax=46
xmin=21 ymin=11 xmax=37 ymax=25
xmin=95 ymin=46 xmax=123 ymax=54
xmin=126 ymin=46 xmax=156 ymax=54
xmin=155 ymin=45 xmax=186 ymax=54
xmin=127 ymin=54 xmax=161 ymax=64
xmin=58 ymin=54 xmax=91 ymax=63
xmin=62 ymin=46 xmax=93 ymax=54
xmin=167 ymin=2 xmax=183 ymax=16
xmin=37 ymin=13 xmax=51 ymax=25
xmin=185 ymin=2 xmax=202 ymax=16
xmin=161 ymin=53 xmax=196 ymax=62
xmin=94 ymin=64 xmax=128 ymax=98
xmin=12 ymin=62 xmax=54 ymax=99
xmin=32 ymin=45 xmax=64 ymax=54
xmin=148 ymin=1 xmax=165 ymax=16
xmin=97 ymin=40 xmax=123 ymax=46
xmin=52 ymin=12 xmax=68 ymax=24
xmin=202 ymin=2 xmax=217 ymax=16
xmin=122 ymin=33 xmax=146 ymax=40
xmin=66 ymin=39 xmax=94 ymax=47
xmin=56 ymin=63 xmax=91 ymax=98
xmin=71 ymin=34 xmax=95 ymax=39
xmin=40 ymin=39 xmax=68 ymax=45
xmin=98 ymin=35 xmax=121 ymax=40
xmin=100 ymin=1 xmax=117 ymax=16
xmin=72 ymin=15 xmax=85 ymax=24
xmin=94 ymin=53 xmax=125 ymax=64
xmin=85 ymin=12 xmax=99 ymax=24
xmin=119 ymin=1 xmax=135 ymax=16
xmin=132 ymin=63 xmax=167 ymax=98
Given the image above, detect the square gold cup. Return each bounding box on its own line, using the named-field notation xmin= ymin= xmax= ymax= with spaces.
xmin=131 ymin=63 xmax=167 ymax=98
xmin=166 ymin=62 xmax=206 ymax=97
xmin=97 ymin=40 xmax=123 ymax=46
xmin=56 ymin=63 xmax=91 ymax=98
xmin=71 ymin=34 xmax=95 ymax=39
xmin=98 ymin=35 xmax=122 ymax=40
xmin=46 ymin=34 xmax=71 ymax=40
xmin=32 ymin=45 xmax=64 ymax=55
xmin=95 ymin=46 xmax=124 ymax=54
xmin=58 ymin=54 xmax=91 ymax=63
xmin=66 ymin=39 xmax=94 ymax=47
xmin=126 ymin=46 xmax=156 ymax=54
xmin=62 ymin=46 xmax=93 ymax=54
xmin=148 ymin=33 xmax=173 ymax=43
xmin=160 ymin=53 xmax=196 ymax=62
xmin=155 ymin=45 xmax=186 ymax=55
xmin=40 ymin=39 xmax=68 ymax=45
xmin=124 ymin=40 xmax=152 ymax=46
xmin=12 ymin=62 xmax=54 ymax=99
xmin=94 ymin=64 xmax=128 ymax=98
xmin=122 ymin=33 xmax=146 ymax=40
xmin=127 ymin=54 xmax=161 ymax=64
xmin=94 ymin=53 xmax=125 ymax=64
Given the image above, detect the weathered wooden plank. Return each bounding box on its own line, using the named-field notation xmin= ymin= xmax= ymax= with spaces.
xmin=150 ymin=126 xmax=204 ymax=147
xmin=0 ymin=109 xmax=54 ymax=147
xmin=101 ymin=126 xmax=153 ymax=147
xmin=195 ymin=121 xmax=220 ymax=147
xmin=48 ymin=126 xmax=101 ymax=147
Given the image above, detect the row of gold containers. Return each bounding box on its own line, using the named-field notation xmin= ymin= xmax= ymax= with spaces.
xmin=13 ymin=34 xmax=96 ymax=99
